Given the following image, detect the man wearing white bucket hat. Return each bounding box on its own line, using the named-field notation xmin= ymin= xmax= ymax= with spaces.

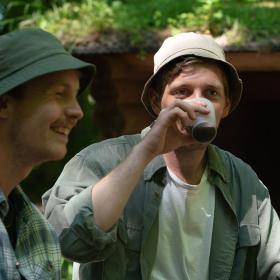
xmin=43 ymin=32 xmax=280 ymax=279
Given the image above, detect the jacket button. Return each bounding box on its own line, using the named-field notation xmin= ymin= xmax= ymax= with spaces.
xmin=154 ymin=191 xmax=160 ymax=198
xmin=15 ymin=261 xmax=20 ymax=269
xmin=0 ymin=202 xmax=6 ymax=209
xmin=47 ymin=262 xmax=53 ymax=272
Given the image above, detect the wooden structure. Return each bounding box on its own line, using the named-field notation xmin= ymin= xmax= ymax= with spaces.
xmin=75 ymin=47 xmax=280 ymax=214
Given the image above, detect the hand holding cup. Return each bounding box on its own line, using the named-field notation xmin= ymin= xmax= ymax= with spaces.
xmin=184 ymin=97 xmax=217 ymax=143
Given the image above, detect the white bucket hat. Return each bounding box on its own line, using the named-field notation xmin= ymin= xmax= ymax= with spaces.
xmin=141 ymin=32 xmax=243 ymax=117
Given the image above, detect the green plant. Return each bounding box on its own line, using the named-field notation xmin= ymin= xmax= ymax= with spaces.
xmin=19 ymin=0 xmax=115 ymax=47
xmin=61 ymin=258 xmax=73 ymax=280
xmin=2 ymin=0 xmax=280 ymax=46
xmin=13 ymin=0 xmax=280 ymax=47
xmin=0 ymin=0 xmax=66 ymax=33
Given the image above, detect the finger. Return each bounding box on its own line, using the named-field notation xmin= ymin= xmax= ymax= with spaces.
xmin=180 ymin=100 xmax=210 ymax=119
xmin=156 ymin=106 xmax=192 ymax=133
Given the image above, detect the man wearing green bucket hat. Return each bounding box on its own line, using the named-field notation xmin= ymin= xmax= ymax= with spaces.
xmin=43 ymin=32 xmax=280 ymax=279
xmin=0 ymin=27 xmax=95 ymax=279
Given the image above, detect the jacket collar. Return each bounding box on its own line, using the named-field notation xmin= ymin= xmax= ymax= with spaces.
xmin=140 ymin=139 xmax=229 ymax=185
xmin=207 ymin=144 xmax=229 ymax=184
xmin=0 ymin=190 xmax=9 ymax=219
xmin=144 ymin=155 xmax=166 ymax=181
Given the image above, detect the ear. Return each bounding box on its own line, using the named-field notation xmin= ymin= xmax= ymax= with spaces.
xmin=149 ymin=89 xmax=161 ymax=115
xmin=0 ymin=96 xmax=9 ymax=119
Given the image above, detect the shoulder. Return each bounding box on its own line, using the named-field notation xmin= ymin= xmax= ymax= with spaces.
xmin=211 ymin=144 xmax=256 ymax=174
xmin=79 ymin=133 xmax=140 ymax=158
xmin=210 ymin=145 xmax=269 ymax=199
xmin=66 ymin=134 xmax=142 ymax=174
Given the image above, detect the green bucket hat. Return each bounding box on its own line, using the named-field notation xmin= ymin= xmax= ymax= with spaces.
xmin=141 ymin=32 xmax=243 ymax=117
xmin=0 ymin=27 xmax=95 ymax=96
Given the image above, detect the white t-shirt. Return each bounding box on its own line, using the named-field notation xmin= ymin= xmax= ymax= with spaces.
xmin=151 ymin=167 xmax=215 ymax=280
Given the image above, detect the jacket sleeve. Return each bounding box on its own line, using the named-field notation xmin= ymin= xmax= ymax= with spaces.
xmin=257 ymin=181 xmax=280 ymax=279
xmin=42 ymin=150 xmax=119 ymax=263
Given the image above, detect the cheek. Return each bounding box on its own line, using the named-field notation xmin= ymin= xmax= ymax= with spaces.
xmin=215 ymin=110 xmax=227 ymax=127
xmin=20 ymin=106 xmax=61 ymax=135
xmin=160 ymin=94 xmax=173 ymax=108
xmin=37 ymin=105 xmax=62 ymax=125
xmin=214 ymin=105 xmax=226 ymax=123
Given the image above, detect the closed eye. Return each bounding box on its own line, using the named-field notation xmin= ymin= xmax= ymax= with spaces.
xmin=54 ymin=91 xmax=68 ymax=101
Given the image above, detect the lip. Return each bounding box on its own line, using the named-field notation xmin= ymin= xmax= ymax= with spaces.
xmin=51 ymin=126 xmax=72 ymax=138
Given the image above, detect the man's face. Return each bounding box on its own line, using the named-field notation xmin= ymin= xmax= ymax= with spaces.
xmin=161 ymin=62 xmax=229 ymax=125
xmin=6 ymin=70 xmax=83 ymax=164
xmin=150 ymin=61 xmax=230 ymax=146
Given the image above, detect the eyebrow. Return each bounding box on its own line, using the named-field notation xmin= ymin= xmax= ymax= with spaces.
xmin=169 ymin=82 xmax=222 ymax=89
xmin=203 ymin=82 xmax=224 ymax=90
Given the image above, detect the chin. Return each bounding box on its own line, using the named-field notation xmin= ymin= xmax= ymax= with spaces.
xmin=47 ymin=146 xmax=67 ymax=161
xmin=179 ymin=141 xmax=206 ymax=151
xmin=55 ymin=150 xmax=67 ymax=160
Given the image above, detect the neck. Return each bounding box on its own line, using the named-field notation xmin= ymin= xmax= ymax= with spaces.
xmin=164 ymin=146 xmax=208 ymax=185
xmin=0 ymin=145 xmax=32 ymax=197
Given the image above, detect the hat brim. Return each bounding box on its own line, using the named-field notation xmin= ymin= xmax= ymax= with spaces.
xmin=0 ymin=53 xmax=95 ymax=96
xmin=141 ymin=55 xmax=242 ymax=118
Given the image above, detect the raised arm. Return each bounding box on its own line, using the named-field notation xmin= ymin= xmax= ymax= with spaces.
xmin=91 ymin=100 xmax=208 ymax=230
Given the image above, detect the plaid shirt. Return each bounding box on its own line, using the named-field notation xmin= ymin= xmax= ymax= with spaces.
xmin=0 ymin=186 xmax=61 ymax=280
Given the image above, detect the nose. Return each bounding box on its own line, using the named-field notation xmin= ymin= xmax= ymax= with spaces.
xmin=66 ymin=99 xmax=84 ymax=121
xmin=190 ymin=89 xmax=203 ymax=99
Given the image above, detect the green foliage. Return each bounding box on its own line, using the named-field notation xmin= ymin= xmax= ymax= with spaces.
xmin=61 ymin=258 xmax=73 ymax=280
xmin=221 ymin=2 xmax=280 ymax=40
xmin=0 ymin=0 xmax=58 ymax=33
xmin=0 ymin=0 xmax=88 ymax=33
xmin=3 ymin=0 xmax=278 ymax=47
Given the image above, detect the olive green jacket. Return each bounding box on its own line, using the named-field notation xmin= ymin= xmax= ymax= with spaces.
xmin=42 ymin=133 xmax=280 ymax=280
